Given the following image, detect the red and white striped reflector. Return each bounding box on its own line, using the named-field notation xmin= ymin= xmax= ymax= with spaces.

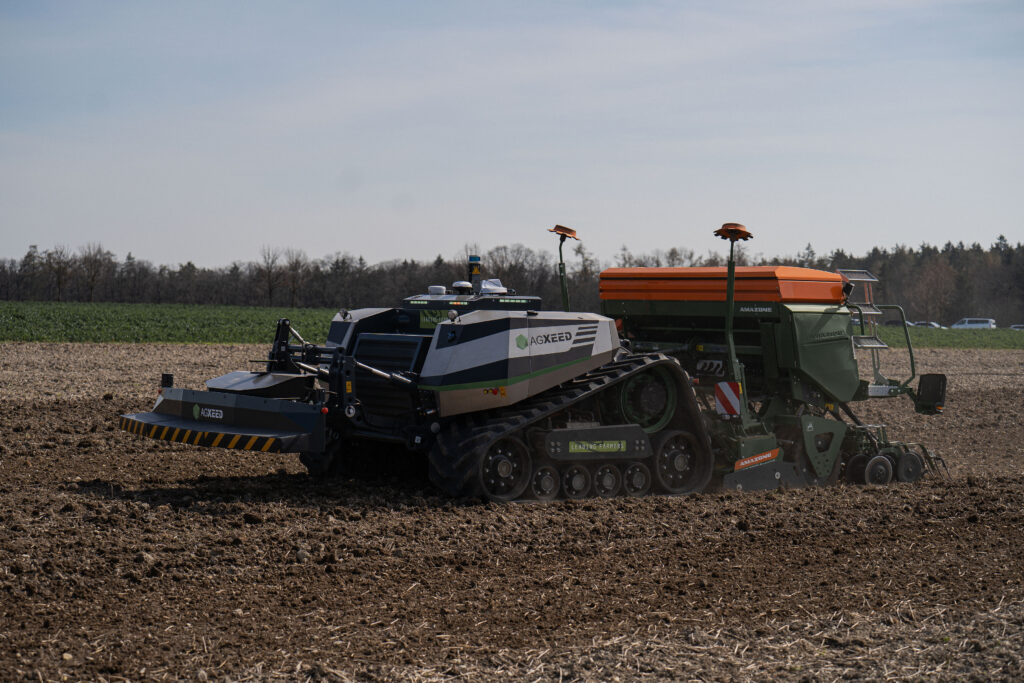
xmin=715 ymin=381 xmax=742 ymax=416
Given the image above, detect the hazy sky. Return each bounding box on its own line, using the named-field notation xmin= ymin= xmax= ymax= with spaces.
xmin=2 ymin=1 xmax=1022 ymax=269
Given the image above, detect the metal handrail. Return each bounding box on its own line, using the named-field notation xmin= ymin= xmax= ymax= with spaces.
xmin=877 ymin=304 xmax=917 ymax=389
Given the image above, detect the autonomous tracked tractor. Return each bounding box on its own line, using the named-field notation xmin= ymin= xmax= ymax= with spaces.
xmin=120 ymin=227 xmax=716 ymax=502
xmin=119 ymin=223 xmax=947 ymax=500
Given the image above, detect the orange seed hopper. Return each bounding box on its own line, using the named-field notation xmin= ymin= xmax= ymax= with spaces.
xmin=599 ymin=266 xmax=846 ymax=304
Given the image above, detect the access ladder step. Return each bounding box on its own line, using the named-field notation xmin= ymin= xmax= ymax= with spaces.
xmin=852 ymin=335 xmax=888 ymax=349
xmin=848 ymin=303 xmax=883 ymax=316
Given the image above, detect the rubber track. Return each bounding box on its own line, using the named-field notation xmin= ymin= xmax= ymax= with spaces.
xmin=427 ymin=352 xmax=701 ymax=500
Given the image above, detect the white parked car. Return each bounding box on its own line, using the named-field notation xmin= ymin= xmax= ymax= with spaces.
xmin=951 ymin=318 xmax=996 ymax=329
xmin=1010 ymin=324 xmax=1024 ymax=331
xmin=913 ymin=321 xmax=947 ymax=329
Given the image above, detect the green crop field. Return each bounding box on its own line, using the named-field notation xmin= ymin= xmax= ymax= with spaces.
xmin=876 ymin=325 xmax=1024 ymax=349
xmin=1 ymin=301 xmax=1022 ymax=348
xmin=0 ymin=301 xmax=336 ymax=343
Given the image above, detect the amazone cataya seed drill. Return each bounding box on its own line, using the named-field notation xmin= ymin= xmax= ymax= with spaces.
xmin=600 ymin=223 xmax=946 ymax=490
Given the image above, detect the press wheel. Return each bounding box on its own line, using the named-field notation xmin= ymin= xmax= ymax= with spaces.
xmin=845 ymin=453 xmax=868 ymax=484
xmin=864 ymin=455 xmax=893 ymax=486
xmin=896 ymin=449 xmax=924 ymax=483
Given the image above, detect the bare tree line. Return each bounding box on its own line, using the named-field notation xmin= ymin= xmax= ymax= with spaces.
xmin=1 ymin=237 xmax=1021 ymax=325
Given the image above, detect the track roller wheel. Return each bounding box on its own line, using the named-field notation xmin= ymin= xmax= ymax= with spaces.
xmin=593 ymin=464 xmax=622 ymax=498
xmin=531 ymin=465 xmax=560 ymax=501
xmin=653 ymin=430 xmax=712 ymax=494
xmin=561 ymin=464 xmax=591 ymax=499
xmin=479 ymin=437 xmax=532 ymax=501
xmin=622 ymin=462 xmax=652 ymax=497
xmin=896 ymin=449 xmax=924 ymax=483
xmin=864 ymin=454 xmax=893 ymax=486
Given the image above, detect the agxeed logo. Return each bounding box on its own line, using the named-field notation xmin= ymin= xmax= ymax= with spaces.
xmin=516 ymin=331 xmax=573 ymax=349
xmin=193 ymin=404 xmax=223 ymax=420
xmin=534 ymin=331 xmax=572 ymax=344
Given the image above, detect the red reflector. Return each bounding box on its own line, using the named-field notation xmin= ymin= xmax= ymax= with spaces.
xmin=320 ymin=406 xmax=329 ymax=415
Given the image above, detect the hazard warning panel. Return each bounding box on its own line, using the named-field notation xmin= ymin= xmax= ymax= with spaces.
xmin=715 ymin=381 xmax=742 ymax=416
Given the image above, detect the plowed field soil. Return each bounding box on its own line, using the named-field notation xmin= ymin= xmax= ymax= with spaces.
xmin=2 ymin=344 xmax=1023 ymax=681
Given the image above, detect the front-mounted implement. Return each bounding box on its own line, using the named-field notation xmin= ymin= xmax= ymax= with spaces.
xmin=120 ymin=354 xmax=327 ymax=457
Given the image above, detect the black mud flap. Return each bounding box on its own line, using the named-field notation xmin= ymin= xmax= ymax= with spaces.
xmin=914 ymin=374 xmax=947 ymax=415
xmin=119 ymin=387 xmax=325 ymax=454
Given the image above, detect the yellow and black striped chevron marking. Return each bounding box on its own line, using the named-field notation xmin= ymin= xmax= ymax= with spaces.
xmin=118 ymin=416 xmax=281 ymax=453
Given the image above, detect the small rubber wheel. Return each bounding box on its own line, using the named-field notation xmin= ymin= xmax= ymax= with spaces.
xmin=561 ymin=464 xmax=591 ymax=499
xmin=896 ymin=450 xmax=924 ymax=483
xmin=593 ymin=464 xmax=622 ymax=498
xmin=622 ymin=462 xmax=652 ymax=497
xmin=864 ymin=455 xmax=893 ymax=486
xmin=531 ymin=465 xmax=560 ymax=501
